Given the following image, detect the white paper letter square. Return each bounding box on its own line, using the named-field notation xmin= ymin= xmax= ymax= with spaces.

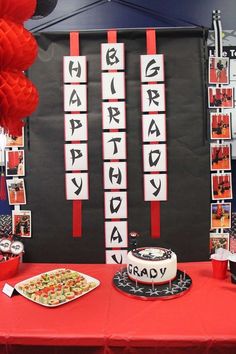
xmin=144 ymin=174 xmax=167 ymax=201
xmin=143 ymin=144 xmax=167 ymax=172
xmin=103 ymin=161 xmax=127 ymax=189
xmin=105 ymin=250 xmax=127 ymax=264
xmin=141 ymin=83 xmax=165 ymax=112
xmin=64 ymin=114 xmax=88 ymax=141
xmin=141 ymin=54 xmax=164 ymax=83
xmin=102 ymin=101 xmax=126 ymax=130
xmin=105 ymin=221 xmax=128 ymax=248
xmin=103 ymin=132 xmax=126 ymax=160
xmin=63 ymin=56 xmax=87 ymax=83
xmin=101 ymin=43 xmax=125 ymax=70
xmin=102 ymin=72 xmax=125 ymax=100
xmin=142 ymin=114 xmax=166 ymax=142
xmin=104 ymin=191 xmax=127 ymax=219
xmin=64 ymin=84 xmax=87 ymax=112
xmin=65 ymin=143 xmax=88 ymax=171
xmin=66 ymin=173 xmax=89 ymax=200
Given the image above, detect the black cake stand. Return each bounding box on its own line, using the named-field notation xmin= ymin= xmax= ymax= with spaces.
xmin=113 ymin=268 xmax=192 ymax=300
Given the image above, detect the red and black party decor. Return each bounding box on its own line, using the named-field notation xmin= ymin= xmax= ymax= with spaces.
xmin=0 ymin=0 xmax=39 ymax=135
xmin=209 ymin=11 xmax=232 ymax=252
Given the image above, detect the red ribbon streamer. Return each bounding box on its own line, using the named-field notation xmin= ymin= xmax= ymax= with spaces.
xmin=146 ymin=29 xmax=160 ymax=238
xmin=70 ymin=32 xmax=82 ymax=237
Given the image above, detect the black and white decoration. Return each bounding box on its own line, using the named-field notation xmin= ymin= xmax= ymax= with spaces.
xmin=64 ymin=114 xmax=88 ymax=141
xmin=63 ymin=55 xmax=89 ymax=202
xmin=102 ymin=102 xmax=126 ymax=130
xmin=105 ymin=220 xmax=128 ymax=248
xmin=103 ymin=161 xmax=127 ymax=190
xmin=63 ymin=56 xmax=87 ymax=83
xmin=140 ymin=53 xmax=167 ymax=203
xmin=101 ymin=43 xmax=125 ymax=71
xmin=140 ymin=54 xmax=165 ymax=83
xmin=101 ymin=39 xmax=128 ymax=264
xmin=65 ymin=173 xmax=89 ymax=200
xmin=142 ymin=114 xmax=166 ymax=142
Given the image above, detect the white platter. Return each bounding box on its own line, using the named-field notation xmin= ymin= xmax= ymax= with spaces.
xmin=15 ymin=268 xmax=100 ymax=307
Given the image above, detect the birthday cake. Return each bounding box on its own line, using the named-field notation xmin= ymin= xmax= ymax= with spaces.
xmin=127 ymin=247 xmax=177 ymax=285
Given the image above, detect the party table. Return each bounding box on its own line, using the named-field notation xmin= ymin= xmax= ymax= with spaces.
xmin=0 ymin=262 xmax=236 ymax=354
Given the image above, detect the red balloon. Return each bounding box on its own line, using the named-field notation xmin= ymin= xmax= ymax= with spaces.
xmin=0 ymin=0 xmax=37 ymax=23
xmin=0 ymin=18 xmax=38 ymax=70
xmin=0 ymin=70 xmax=39 ymax=121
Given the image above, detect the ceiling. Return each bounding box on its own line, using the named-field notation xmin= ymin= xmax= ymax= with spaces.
xmin=25 ymin=0 xmax=236 ymax=32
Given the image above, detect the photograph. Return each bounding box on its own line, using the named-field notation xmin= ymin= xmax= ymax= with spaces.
xmin=210 ymin=143 xmax=231 ymax=171
xmin=209 ymin=233 xmax=229 ymax=255
xmin=210 ymin=113 xmax=231 ymax=140
xmin=211 ymin=202 xmax=231 ymax=229
xmin=208 ymin=87 xmax=234 ymax=108
xmin=6 ymin=178 xmax=26 ymax=205
xmin=12 ymin=210 xmax=31 ymax=238
xmin=211 ymin=173 xmax=232 ymax=200
xmin=5 ymin=130 xmax=24 ymax=148
xmin=5 ymin=150 xmax=25 ymax=177
xmin=209 ymin=57 xmax=229 ymax=84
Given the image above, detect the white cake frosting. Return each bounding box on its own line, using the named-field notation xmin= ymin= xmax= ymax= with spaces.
xmin=127 ymin=247 xmax=177 ymax=284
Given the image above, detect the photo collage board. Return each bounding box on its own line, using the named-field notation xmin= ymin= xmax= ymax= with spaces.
xmin=208 ymin=20 xmax=234 ymax=255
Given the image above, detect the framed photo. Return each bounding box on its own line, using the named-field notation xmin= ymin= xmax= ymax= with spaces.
xmin=102 ymin=101 xmax=126 ymax=130
xmin=64 ymin=114 xmax=88 ymax=141
xmin=143 ymin=144 xmax=167 ymax=172
xmin=12 ymin=210 xmax=31 ymax=238
xmin=105 ymin=249 xmax=127 ymax=264
xmin=210 ymin=143 xmax=231 ymax=171
xmin=209 ymin=233 xmax=229 ymax=255
xmin=63 ymin=56 xmax=87 ymax=83
xmin=102 ymin=72 xmax=125 ymax=100
xmin=142 ymin=114 xmax=166 ymax=142
xmin=101 ymin=43 xmax=125 ymax=71
xmin=103 ymin=161 xmax=127 ymax=190
xmin=144 ymin=173 xmax=167 ymax=201
xmin=105 ymin=220 xmax=128 ymax=248
xmin=65 ymin=172 xmax=89 ymax=200
xmin=140 ymin=54 xmax=164 ymax=83
xmin=103 ymin=132 xmax=126 ymax=160
xmin=64 ymin=84 xmax=87 ymax=112
xmin=210 ymin=113 xmax=231 ymax=140
xmin=211 ymin=173 xmax=232 ymax=200
xmin=211 ymin=202 xmax=231 ymax=229
xmin=141 ymin=83 xmax=165 ymax=112
xmin=5 ymin=130 xmax=24 ymax=148
xmin=104 ymin=191 xmax=127 ymax=219
xmin=5 ymin=150 xmax=25 ymax=177
xmin=208 ymin=87 xmax=234 ymax=108
xmin=209 ymin=57 xmax=229 ymax=84
xmin=6 ymin=178 xmax=26 ymax=205
xmin=64 ymin=143 xmax=88 ymax=171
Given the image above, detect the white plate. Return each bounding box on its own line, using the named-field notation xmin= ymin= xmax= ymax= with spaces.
xmin=15 ymin=268 xmax=100 ymax=307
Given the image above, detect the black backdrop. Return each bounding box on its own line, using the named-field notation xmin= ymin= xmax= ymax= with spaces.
xmin=25 ymin=28 xmax=209 ymax=263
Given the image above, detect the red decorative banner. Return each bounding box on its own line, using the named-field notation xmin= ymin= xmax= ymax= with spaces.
xmin=146 ymin=29 xmax=162 ymax=238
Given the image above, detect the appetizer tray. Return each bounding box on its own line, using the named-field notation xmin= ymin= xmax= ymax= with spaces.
xmin=15 ymin=268 xmax=100 ymax=307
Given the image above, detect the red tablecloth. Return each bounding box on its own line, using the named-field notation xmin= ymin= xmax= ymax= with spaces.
xmin=0 ymin=262 xmax=236 ymax=354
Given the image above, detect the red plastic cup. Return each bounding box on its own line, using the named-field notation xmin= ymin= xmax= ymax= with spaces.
xmin=0 ymin=256 xmax=20 ymax=281
xmin=211 ymin=256 xmax=228 ymax=279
